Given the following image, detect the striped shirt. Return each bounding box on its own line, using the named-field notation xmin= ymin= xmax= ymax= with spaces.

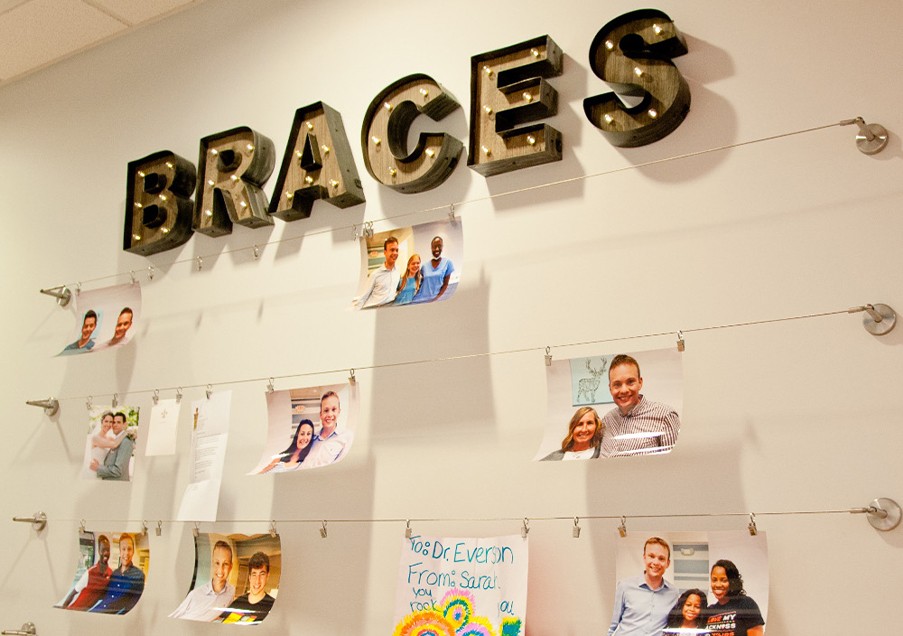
xmin=602 ymin=396 xmax=680 ymax=456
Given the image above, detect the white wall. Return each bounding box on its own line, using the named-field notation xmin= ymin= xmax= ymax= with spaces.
xmin=1 ymin=0 xmax=902 ymax=633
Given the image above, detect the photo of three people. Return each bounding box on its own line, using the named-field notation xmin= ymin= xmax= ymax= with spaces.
xmin=353 ymin=218 xmax=463 ymax=309
xmin=609 ymin=531 xmax=768 ymax=636
xmin=536 ymin=348 xmax=683 ymax=461
xmin=57 ymin=530 xmax=150 ymax=614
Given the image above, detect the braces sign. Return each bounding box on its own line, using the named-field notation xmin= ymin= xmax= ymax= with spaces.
xmin=124 ymin=9 xmax=689 ymax=257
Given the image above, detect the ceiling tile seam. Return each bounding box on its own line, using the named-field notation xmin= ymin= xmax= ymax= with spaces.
xmin=0 ymin=0 xmax=29 ymax=20
xmin=80 ymin=0 xmax=132 ymax=26
xmin=0 ymin=2 xmax=205 ymax=88
xmin=0 ymin=27 xmax=128 ymax=87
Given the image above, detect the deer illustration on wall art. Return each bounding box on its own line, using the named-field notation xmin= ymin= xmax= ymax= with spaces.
xmin=576 ymin=357 xmax=609 ymax=403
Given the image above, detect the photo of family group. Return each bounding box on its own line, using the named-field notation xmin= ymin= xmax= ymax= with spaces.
xmin=57 ymin=283 xmax=141 ymax=356
xmin=170 ymin=532 xmax=281 ymax=624
xmin=81 ymin=405 xmax=140 ymax=481
xmin=352 ymin=218 xmax=463 ymax=309
xmin=56 ymin=530 xmax=150 ymax=615
xmin=249 ymin=382 xmax=357 ymax=474
xmin=610 ymin=531 xmax=768 ymax=636
xmin=536 ymin=348 xmax=683 ymax=461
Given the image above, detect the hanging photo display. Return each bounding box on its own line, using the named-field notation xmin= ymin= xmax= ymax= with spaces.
xmin=609 ymin=531 xmax=768 ymax=636
xmin=144 ymin=397 xmax=181 ymax=456
xmin=176 ymin=391 xmax=231 ymax=521
xmin=249 ymin=382 xmax=357 ymax=474
xmin=58 ymin=282 xmax=141 ymax=356
xmin=56 ymin=529 xmax=150 ymax=615
xmin=353 ymin=218 xmax=463 ymax=309
xmin=536 ymin=347 xmax=683 ymax=461
xmin=392 ymin=534 xmax=527 ymax=636
xmin=170 ymin=532 xmax=282 ymax=625
xmin=81 ymin=404 xmax=140 ymax=481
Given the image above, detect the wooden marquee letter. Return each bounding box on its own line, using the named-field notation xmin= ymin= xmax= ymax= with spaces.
xmin=269 ymin=102 xmax=365 ymax=222
xmin=361 ymin=74 xmax=463 ymax=194
xmin=584 ymin=9 xmax=690 ymax=147
xmin=468 ymin=35 xmax=563 ymax=177
xmin=195 ymin=127 xmax=276 ymax=236
xmin=123 ymin=151 xmax=196 ymax=256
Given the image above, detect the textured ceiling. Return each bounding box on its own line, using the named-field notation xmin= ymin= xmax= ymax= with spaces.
xmin=0 ymin=0 xmax=207 ymax=88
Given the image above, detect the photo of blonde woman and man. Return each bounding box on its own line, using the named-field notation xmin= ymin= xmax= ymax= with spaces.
xmin=250 ymin=382 xmax=357 ymax=474
xmin=352 ymin=218 xmax=463 ymax=309
xmin=170 ymin=532 xmax=281 ymax=625
xmin=58 ymin=282 xmax=141 ymax=356
xmin=536 ymin=348 xmax=683 ymax=461
xmin=609 ymin=531 xmax=768 ymax=636
xmin=57 ymin=530 xmax=150 ymax=615
xmin=81 ymin=406 xmax=140 ymax=481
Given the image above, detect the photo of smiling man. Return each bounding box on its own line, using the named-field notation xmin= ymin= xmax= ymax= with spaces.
xmin=609 ymin=536 xmax=679 ymax=636
xmin=250 ymin=382 xmax=357 ymax=474
xmin=610 ymin=531 xmax=769 ymax=636
xmin=218 ymin=551 xmax=276 ymax=624
xmin=356 ymin=235 xmax=401 ymax=308
xmin=56 ymin=530 xmax=150 ymax=614
xmin=58 ymin=533 xmax=112 ymax=611
xmin=61 ymin=310 xmax=99 ymax=354
xmin=173 ymin=533 xmax=282 ymax=625
xmin=352 ymin=219 xmax=463 ymax=310
xmin=93 ymin=307 xmax=134 ymax=351
xmin=57 ymin=282 xmax=141 ymax=357
xmin=602 ymin=354 xmax=680 ymax=456
xmin=170 ymin=539 xmax=235 ymax=621
xmin=301 ymin=389 xmax=354 ymax=468
xmin=536 ymin=348 xmax=682 ymax=461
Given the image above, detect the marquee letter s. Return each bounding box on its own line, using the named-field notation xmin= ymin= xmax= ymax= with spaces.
xmin=584 ymin=9 xmax=690 ymax=147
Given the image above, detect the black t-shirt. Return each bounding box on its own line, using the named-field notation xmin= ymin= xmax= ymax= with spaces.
xmin=706 ymin=595 xmax=764 ymax=636
xmin=219 ymin=593 xmax=275 ymax=624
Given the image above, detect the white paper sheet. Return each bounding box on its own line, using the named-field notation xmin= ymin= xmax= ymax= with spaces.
xmin=176 ymin=391 xmax=231 ymax=521
xmin=144 ymin=398 xmax=180 ymax=456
